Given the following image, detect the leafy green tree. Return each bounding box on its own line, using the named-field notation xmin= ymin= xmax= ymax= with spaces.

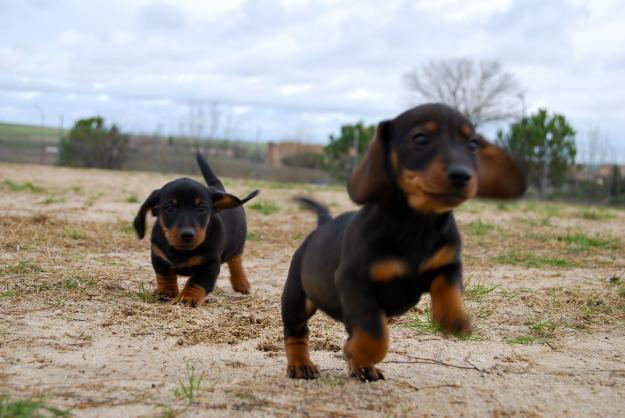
xmin=497 ymin=109 xmax=576 ymax=196
xmin=59 ymin=116 xmax=128 ymax=169
xmin=324 ymin=122 xmax=376 ymax=181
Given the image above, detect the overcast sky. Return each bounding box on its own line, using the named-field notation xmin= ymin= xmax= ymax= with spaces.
xmin=1 ymin=0 xmax=624 ymax=160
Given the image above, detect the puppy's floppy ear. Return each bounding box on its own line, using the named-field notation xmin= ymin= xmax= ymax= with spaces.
xmin=347 ymin=121 xmax=392 ymax=204
xmin=211 ymin=189 xmax=259 ymax=212
xmin=133 ymin=189 xmax=160 ymax=239
xmin=476 ymin=136 xmax=526 ymax=199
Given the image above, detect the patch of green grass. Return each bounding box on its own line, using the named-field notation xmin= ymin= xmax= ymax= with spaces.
xmin=521 ymin=216 xmax=552 ymax=227
xmin=505 ymin=335 xmax=542 ymax=345
xmin=174 ymin=364 xmax=205 ymax=405
xmin=465 ymin=283 xmax=499 ymax=301
xmin=84 ymin=192 xmax=104 ymax=208
xmin=2 ymin=180 xmax=45 ymax=193
xmin=505 ymin=316 xmax=556 ymax=345
xmin=525 ymin=202 xmax=561 ymax=218
xmin=562 ymin=233 xmax=619 ymax=252
xmin=0 ymin=261 xmax=43 ymax=275
xmin=121 ymin=222 xmax=135 ymax=234
xmin=580 ymin=298 xmax=612 ymax=319
xmin=527 ymin=317 xmax=556 ymax=339
xmin=40 ymin=195 xmax=66 ymax=205
xmin=404 ymin=309 xmax=441 ymax=334
xmin=524 ymin=232 xmax=552 ymax=242
xmin=291 ymin=232 xmax=304 ymax=241
xmin=609 ymin=276 xmax=625 ymax=298
xmin=126 ymin=193 xmax=140 ymax=203
xmin=60 ymin=277 xmax=95 ymax=290
xmin=465 ymin=220 xmax=497 ymax=236
xmin=67 ymin=228 xmax=84 ymax=240
xmin=246 ymin=231 xmax=263 ymax=241
xmin=1 ymin=290 xmax=19 ymax=298
xmin=499 ymin=287 xmax=533 ymax=300
xmin=138 ymin=283 xmax=158 ymax=303
xmin=496 ymin=202 xmax=519 ymax=211
xmin=0 ymin=395 xmax=71 ymax=417
xmin=249 ymin=200 xmax=279 ymax=215
xmin=496 ymin=250 xmax=576 ymax=268
xmin=576 ymin=209 xmax=615 ymax=221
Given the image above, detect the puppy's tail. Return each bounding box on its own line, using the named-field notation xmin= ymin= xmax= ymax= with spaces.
xmin=196 ymin=152 xmax=225 ymax=190
xmin=295 ymin=197 xmax=332 ymax=227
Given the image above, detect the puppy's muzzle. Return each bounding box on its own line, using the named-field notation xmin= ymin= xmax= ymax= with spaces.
xmin=447 ymin=165 xmax=473 ymax=189
xmin=180 ymin=228 xmax=196 ymax=243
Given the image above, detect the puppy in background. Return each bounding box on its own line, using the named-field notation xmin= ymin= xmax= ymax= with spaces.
xmin=134 ymin=153 xmax=258 ymax=307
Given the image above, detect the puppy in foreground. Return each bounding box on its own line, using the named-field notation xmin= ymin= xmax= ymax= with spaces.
xmin=281 ymin=103 xmax=525 ymax=381
xmin=134 ymin=153 xmax=258 ymax=307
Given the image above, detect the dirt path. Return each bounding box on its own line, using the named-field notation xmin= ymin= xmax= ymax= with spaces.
xmin=1 ymin=163 xmax=624 ymax=417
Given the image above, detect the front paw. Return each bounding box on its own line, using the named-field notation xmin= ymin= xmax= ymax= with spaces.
xmin=287 ymin=363 xmax=320 ymax=380
xmin=231 ymin=278 xmax=250 ymax=294
xmin=154 ymin=286 xmax=178 ymax=300
xmin=348 ymin=364 xmax=385 ymax=382
xmin=174 ymin=285 xmax=206 ymax=307
xmin=435 ymin=311 xmax=472 ymax=336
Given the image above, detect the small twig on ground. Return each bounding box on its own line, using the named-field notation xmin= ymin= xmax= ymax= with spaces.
xmin=391 ymin=379 xmax=462 ymax=392
xmin=387 ymin=350 xmax=487 ymax=372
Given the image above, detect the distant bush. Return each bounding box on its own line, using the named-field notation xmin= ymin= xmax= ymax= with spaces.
xmin=324 ymin=122 xmax=376 ymax=181
xmin=59 ymin=116 xmax=128 ymax=169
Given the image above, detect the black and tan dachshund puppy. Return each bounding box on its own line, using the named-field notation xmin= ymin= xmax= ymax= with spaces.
xmin=134 ymin=153 xmax=258 ymax=307
xmin=281 ymin=103 xmax=525 ymax=381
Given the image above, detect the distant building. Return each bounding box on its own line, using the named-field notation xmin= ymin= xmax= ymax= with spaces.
xmin=267 ymin=141 xmax=324 ymax=168
xmin=574 ymin=164 xmax=625 ymax=183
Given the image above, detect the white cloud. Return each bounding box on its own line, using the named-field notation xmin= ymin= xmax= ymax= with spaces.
xmin=0 ymin=0 xmax=624 ymax=160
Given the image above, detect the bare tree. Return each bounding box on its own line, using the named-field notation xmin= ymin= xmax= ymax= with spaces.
xmin=403 ymin=58 xmax=524 ymax=126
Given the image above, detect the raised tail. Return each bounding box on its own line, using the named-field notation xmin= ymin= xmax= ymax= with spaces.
xmin=295 ymin=197 xmax=332 ymax=227
xmin=196 ymin=152 xmax=225 ymax=190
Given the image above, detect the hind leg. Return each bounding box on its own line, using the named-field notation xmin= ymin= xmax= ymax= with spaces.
xmin=281 ymin=250 xmax=319 ymax=379
xmin=227 ymin=255 xmax=250 ymax=294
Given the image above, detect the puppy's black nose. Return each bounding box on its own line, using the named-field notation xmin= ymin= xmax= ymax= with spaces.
xmin=447 ymin=166 xmax=472 ymax=188
xmin=180 ymin=228 xmax=196 ymax=242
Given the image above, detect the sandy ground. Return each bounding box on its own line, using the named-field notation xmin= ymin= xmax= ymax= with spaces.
xmin=1 ymin=163 xmax=624 ymax=417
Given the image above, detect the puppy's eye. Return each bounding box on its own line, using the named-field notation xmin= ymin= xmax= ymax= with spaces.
xmin=468 ymin=138 xmax=480 ymax=153
xmin=412 ymin=132 xmax=429 ymax=146
xmin=164 ymin=205 xmax=175 ymax=214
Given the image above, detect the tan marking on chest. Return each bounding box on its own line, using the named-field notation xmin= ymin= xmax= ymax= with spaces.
xmin=419 ymin=245 xmax=457 ymax=273
xmin=152 ymin=244 xmax=172 ymax=264
xmin=180 ymin=256 xmax=204 ymax=268
xmin=370 ymin=258 xmax=409 ymax=282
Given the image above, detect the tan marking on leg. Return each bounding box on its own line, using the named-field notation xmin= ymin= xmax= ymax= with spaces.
xmin=419 ymin=245 xmax=457 ymax=273
xmin=370 ymin=258 xmax=408 ymax=282
xmin=155 ymin=273 xmax=178 ymax=299
xmin=305 ymin=299 xmax=316 ymax=318
xmin=227 ymin=255 xmax=250 ymax=294
xmin=344 ymin=314 xmax=388 ymax=381
xmin=175 ymin=282 xmax=206 ymax=308
xmin=286 ymin=335 xmax=319 ymax=379
xmin=430 ymin=276 xmax=471 ymax=335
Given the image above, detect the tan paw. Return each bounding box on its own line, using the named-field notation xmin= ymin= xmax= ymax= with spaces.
xmin=348 ymin=364 xmax=385 ymax=382
xmin=174 ymin=285 xmax=206 ymax=307
xmin=287 ymin=363 xmax=320 ymax=380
